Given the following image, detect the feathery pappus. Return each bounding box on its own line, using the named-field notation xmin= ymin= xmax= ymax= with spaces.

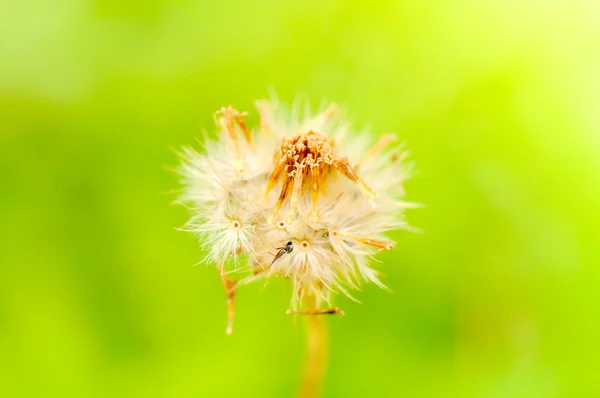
xmin=177 ymin=98 xmax=416 ymax=333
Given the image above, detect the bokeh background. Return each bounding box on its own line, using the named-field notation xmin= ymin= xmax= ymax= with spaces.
xmin=1 ymin=1 xmax=600 ymax=397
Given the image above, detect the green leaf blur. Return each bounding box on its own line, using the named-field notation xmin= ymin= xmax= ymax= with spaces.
xmin=1 ymin=1 xmax=599 ymax=397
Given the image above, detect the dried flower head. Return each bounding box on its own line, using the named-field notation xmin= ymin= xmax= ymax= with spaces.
xmin=177 ymin=98 xmax=415 ymax=332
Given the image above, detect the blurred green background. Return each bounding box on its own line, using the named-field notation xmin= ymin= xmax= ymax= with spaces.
xmin=1 ymin=1 xmax=600 ymax=397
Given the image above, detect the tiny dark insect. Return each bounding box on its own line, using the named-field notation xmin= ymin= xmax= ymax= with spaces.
xmin=270 ymin=241 xmax=293 ymax=267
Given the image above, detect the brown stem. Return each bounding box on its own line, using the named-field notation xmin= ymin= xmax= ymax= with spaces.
xmin=296 ymin=298 xmax=329 ymax=398
xmin=220 ymin=268 xmax=236 ymax=335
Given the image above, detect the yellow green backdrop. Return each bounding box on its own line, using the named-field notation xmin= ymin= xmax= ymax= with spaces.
xmin=1 ymin=1 xmax=599 ymax=397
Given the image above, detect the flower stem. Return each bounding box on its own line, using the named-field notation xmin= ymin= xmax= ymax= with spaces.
xmin=296 ymin=303 xmax=329 ymax=398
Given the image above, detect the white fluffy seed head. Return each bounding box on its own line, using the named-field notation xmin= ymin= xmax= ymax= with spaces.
xmin=178 ymin=100 xmax=415 ymax=309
